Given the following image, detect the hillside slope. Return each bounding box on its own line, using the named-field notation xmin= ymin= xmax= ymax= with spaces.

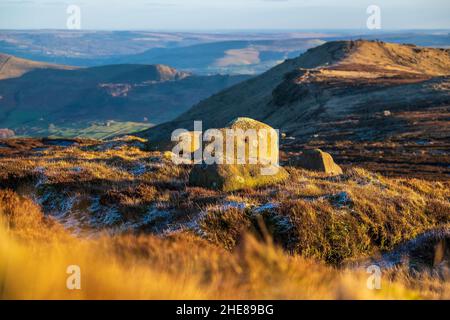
xmin=0 ymin=53 xmax=74 ymax=80
xmin=121 ymin=38 xmax=325 ymax=75
xmin=143 ymin=40 xmax=450 ymax=138
xmin=0 ymin=56 xmax=249 ymax=137
xmin=141 ymin=40 xmax=450 ymax=179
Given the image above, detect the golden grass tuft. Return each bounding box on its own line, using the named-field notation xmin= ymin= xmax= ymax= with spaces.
xmin=0 ymin=216 xmax=419 ymax=300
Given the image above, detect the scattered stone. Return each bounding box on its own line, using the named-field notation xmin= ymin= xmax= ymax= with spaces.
xmin=0 ymin=128 xmax=14 ymax=139
xmin=293 ymin=149 xmax=343 ymax=175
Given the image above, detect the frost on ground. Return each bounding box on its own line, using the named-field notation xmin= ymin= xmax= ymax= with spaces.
xmin=0 ymin=136 xmax=448 ymax=272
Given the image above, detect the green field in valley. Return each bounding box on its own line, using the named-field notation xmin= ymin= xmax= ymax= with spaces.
xmin=14 ymin=121 xmax=153 ymax=140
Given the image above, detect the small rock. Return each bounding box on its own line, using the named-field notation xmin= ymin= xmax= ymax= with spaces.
xmin=0 ymin=128 xmax=15 ymax=139
xmin=293 ymin=149 xmax=343 ymax=175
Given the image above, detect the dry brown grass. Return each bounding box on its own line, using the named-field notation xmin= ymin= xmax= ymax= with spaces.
xmin=0 ymin=191 xmax=429 ymax=300
xmin=198 ymin=167 xmax=449 ymax=264
xmin=0 ymin=137 xmax=449 ymax=300
xmin=0 ymin=139 xmax=448 ymax=258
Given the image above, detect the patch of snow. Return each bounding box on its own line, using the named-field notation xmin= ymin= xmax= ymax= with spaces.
xmin=56 ymin=196 xmax=77 ymax=219
xmin=184 ymin=210 xmax=208 ymax=236
xmin=251 ymin=203 xmax=295 ymax=234
xmin=99 ymin=209 xmax=123 ymax=227
xmin=117 ymin=206 xmax=172 ymax=234
xmin=270 ymin=214 xmax=295 ymax=234
xmin=33 ymin=167 xmax=48 ymax=187
xmin=131 ymin=162 xmax=147 ymax=176
xmin=221 ymin=201 xmax=248 ymax=210
xmin=253 ymin=202 xmax=279 ymax=213
xmin=329 ymin=191 xmax=352 ymax=208
xmin=86 ymin=196 xmax=123 ymax=228
xmin=88 ymin=196 xmax=102 ymax=212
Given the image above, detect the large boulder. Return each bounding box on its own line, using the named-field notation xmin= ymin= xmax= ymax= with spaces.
xmin=188 ymin=118 xmax=289 ymax=191
xmin=189 ymin=162 xmax=289 ymax=192
xmin=294 ymin=149 xmax=343 ymax=175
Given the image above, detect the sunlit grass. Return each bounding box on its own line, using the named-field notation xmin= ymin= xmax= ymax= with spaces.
xmin=0 ymin=138 xmax=448 ymax=300
xmin=0 ymin=190 xmax=444 ymax=300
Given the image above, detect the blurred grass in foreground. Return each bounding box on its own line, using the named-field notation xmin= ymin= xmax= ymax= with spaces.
xmin=0 ymin=190 xmax=438 ymax=300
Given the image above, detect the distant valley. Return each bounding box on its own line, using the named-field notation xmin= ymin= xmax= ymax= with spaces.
xmin=1 ymin=30 xmax=449 ymax=75
xmin=0 ymin=54 xmax=249 ymax=138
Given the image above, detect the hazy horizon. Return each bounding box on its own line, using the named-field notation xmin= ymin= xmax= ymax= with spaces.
xmin=0 ymin=28 xmax=449 ymax=32
xmin=1 ymin=0 xmax=449 ymax=30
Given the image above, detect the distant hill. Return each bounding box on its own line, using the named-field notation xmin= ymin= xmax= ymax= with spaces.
xmin=0 ymin=30 xmax=333 ymax=74
xmin=2 ymin=30 xmax=450 ymax=75
xmin=142 ymin=40 xmax=450 ymax=153
xmin=118 ymin=38 xmax=325 ymax=75
xmin=0 ymin=53 xmax=74 ymax=80
xmin=0 ymin=55 xmax=250 ymax=137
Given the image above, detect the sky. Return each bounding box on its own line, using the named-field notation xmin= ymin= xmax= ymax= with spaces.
xmin=0 ymin=0 xmax=449 ymax=30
